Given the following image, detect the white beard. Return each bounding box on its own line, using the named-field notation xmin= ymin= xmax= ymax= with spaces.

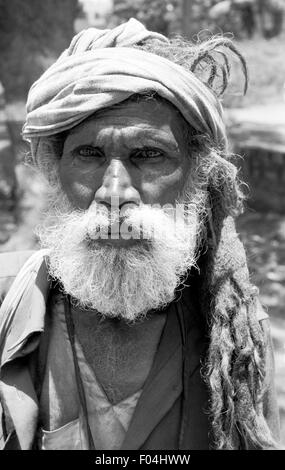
xmin=37 ymin=191 xmax=206 ymax=323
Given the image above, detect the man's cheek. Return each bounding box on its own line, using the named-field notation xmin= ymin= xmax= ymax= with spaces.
xmin=59 ymin=163 xmax=97 ymax=209
xmin=141 ymin=170 xmax=185 ymax=205
xmin=60 ymin=179 xmax=96 ymax=210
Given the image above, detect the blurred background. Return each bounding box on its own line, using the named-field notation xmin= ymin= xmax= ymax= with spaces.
xmin=0 ymin=0 xmax=284 ymax=444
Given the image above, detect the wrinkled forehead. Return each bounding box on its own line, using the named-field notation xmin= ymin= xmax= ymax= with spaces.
xmin=65 ymin=95 xmax=194 ymax=143
xmin=91 ymin=94 xmax=184 ymax=119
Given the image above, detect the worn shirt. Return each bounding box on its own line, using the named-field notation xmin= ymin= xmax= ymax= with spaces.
xmin=39 ymin=291 xmax=142 ymax=450
xmin=0 ymin=250 xmax=281 ymax=450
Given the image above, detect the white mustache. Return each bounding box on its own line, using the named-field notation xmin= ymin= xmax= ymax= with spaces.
xmin=84 ymin=203 xmax=185 ymax=242
xmin=87 ymin=214 xmax=134 ymax=238
xmin=37 ymin=193 xmax=206 ymax=322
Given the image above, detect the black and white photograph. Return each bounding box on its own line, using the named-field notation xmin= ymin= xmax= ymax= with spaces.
xmin=0 ymin=0 xmax=284 ymax=454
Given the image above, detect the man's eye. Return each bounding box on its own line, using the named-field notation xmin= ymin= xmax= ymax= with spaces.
xmin=74 ymin=146 xmax=104 ymax=159
xmin=133 ymin=148 xmax=164 ymax=161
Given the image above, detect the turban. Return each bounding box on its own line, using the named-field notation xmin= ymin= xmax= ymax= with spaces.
xmin=23 ymin=18 xmax=228 ymax=157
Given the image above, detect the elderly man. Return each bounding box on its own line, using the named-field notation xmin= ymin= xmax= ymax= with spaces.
xmin=0 ymin=19 xmax=280 ymax=450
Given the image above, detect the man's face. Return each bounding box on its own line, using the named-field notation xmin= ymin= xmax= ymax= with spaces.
xmin=59 ymin=99 xmax=192 ymax=214
xmin=39 ymin=99 xmax=205 ymax=321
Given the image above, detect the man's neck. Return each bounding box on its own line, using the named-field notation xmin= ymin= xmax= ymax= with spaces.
xmin=71 ymin=306 xmax=167 ymax=405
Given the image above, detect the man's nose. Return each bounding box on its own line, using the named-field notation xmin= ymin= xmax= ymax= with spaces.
xmin=94 ymin=159 xmax=141 ymax=209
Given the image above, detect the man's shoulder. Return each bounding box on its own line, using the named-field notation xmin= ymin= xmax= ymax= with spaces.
xmin=0 ymin=250 xmax=36 ymax=278
xmin=0 ymin=250 xmax=36 ymax=303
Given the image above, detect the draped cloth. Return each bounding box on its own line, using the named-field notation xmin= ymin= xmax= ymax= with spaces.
xmin=22 ymin=18 xmax=228 ymax=159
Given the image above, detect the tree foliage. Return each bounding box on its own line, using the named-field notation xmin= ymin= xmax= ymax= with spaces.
xmin=113 ymin=0 xmax=284 ymax=39
xmin=209 ymin=0 xmax=285 ymax=39
xmin=113 ymin=0 xmax=181 ymax=35
xmin=0 ymin=0 xmax=78 ymax=101
xmin=0 ymin=0 xmax=78 ymax=204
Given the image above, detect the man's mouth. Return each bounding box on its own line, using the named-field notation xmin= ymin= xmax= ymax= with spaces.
xmin=88 ymin=218 xmax=142 ymax=239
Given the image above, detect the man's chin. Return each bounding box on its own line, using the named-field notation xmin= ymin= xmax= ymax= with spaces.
xmin=90 ymin=308 xmax=148 ymax=324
